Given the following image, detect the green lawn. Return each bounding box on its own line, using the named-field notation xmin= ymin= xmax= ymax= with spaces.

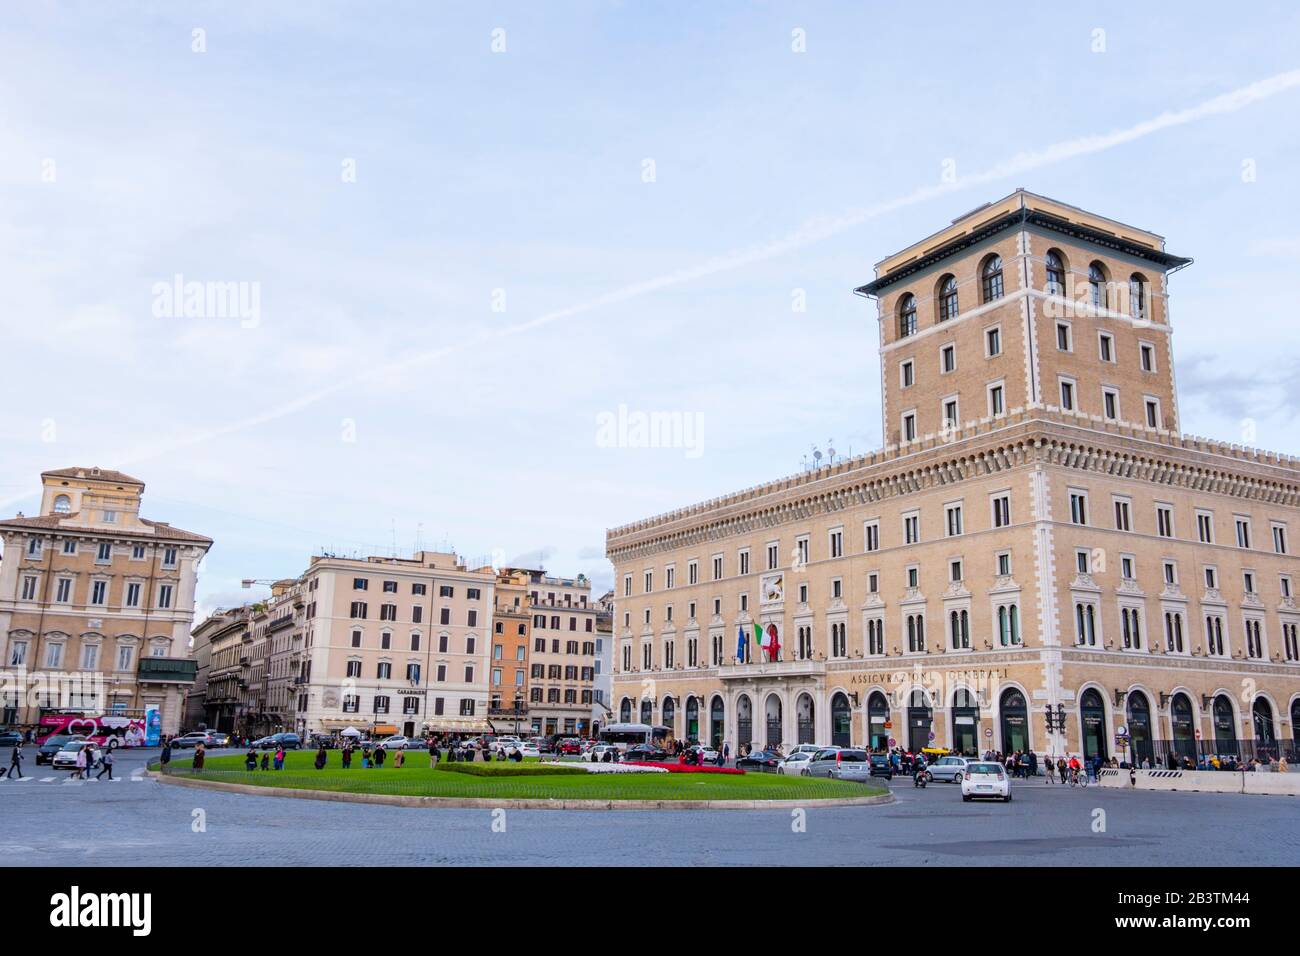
xmin=159 ymin=750 xmax=883 ymax=801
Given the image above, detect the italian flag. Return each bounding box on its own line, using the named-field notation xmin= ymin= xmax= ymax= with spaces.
xmin=755 ymin=622 xmax=767 ymax=653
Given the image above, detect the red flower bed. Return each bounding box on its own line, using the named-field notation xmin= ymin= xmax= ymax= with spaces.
xmin=621 ymin=761 xmax=745 ymax=774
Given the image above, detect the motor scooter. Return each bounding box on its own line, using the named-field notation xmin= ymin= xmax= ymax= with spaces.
xmin=913 ymin=766 xmax=928 ymax=788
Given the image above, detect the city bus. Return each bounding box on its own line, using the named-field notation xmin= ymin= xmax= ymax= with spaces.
xmin=34 ymin=709 xmax=160 ymax=749
xmin=598 ymin=722 xmax=671 ymax=752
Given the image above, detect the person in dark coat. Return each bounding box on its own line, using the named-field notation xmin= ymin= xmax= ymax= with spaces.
xmin=314 ymin=745 xmax=328 ymax=770
xmin=160 ymin=741 xmax=172 ymax=768
xmin=341 ymin=745 xmax=353 ymax=769
xmin=192 ymin=744 xmax=206 ymax=771
xmin=2 ymin=744 xmax=23 ymax=779
xmin=245 ymin=748 xmax=257 ymax=771
xmin=260 ymin=752 xmax=270 ymax=771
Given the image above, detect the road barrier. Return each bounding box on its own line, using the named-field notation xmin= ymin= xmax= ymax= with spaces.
xmin=1097 ymin=767 xmax=1300 ymax=795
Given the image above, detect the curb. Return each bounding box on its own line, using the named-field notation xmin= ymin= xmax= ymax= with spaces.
xmin=148 ymin=771 xmax=895 ymax=810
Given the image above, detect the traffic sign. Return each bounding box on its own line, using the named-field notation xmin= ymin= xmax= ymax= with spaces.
xmin=887 ymin=737 xmax=897 ymax=748
xmin=1195 ymin=728 xmax=1202 ymax=740
xmin=927 ymin=731 xmax=936 ymax=741
xmin=984 ymin=728 xmax=993 ymax=738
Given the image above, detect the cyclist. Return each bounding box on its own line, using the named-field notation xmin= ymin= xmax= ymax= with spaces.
xmin=1067 ymin=753 xmax=1083 ymax=785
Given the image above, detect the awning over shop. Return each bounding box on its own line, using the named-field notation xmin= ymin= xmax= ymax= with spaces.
xmin=422 ymin=719 xmax=492 ymax=733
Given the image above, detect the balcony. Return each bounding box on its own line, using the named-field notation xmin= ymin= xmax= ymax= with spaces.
xmin=137 ymin=656 xmax=199 ymax=684
xmin=721 ymin=658 xmax=826 ymax=680
xmin=488 ymin=703 xmax=530 ymax=718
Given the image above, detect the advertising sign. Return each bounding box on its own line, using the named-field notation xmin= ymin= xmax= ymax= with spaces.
xmin=37 ymin=714 xmax=149 ymax=748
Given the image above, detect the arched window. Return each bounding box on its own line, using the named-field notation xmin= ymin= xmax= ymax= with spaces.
xmin=1252 ymin=697 xmax=1276 ymax=745
xmin=1125 ymin=692 xmax=1154 ymax=767
xmin=1129 ymin=272 xmax=1147 ymax=320
xmin=53 ymin=494 xmax=72 ymax=514
xmin=980 ymin=255 xmax=1004 ymax=302
xmin=866 ymin=692 xmax=888 ymax=750
xmin=662 ymin=696 xmax=676 ymax=734
xmin=937 ymin=275 xmax=958 ymax=322
xmin=949 ymin=609 xmax=969 ymax=649
xmin=1170 ymin=693 xmax=1196 ymax=763
xmin=999 ymin=688 xmax=1028 ymax=753
xmin=1088 ymin=261 xmax=1109 ymax=312
xmin=1045 ymin=250 xmax=1066 ymax=295
xmin=1213 ymin=694 xmax=1236 ymax=751
xmin=898 ymin=293 xmax=917 ymax=338
xmin=619 ymin=698 xmax=632 ymax=722
xmin=1079 ymin=687 xmax=1107 ymax=761
xmin=832 ymin=692 xmax=853 ymax=748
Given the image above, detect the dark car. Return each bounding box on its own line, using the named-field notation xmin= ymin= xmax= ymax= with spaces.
xmin=735 ymin=750 xmax=783 ymax=772
xmin=249 ymin=736 xmax=276 ymax=749
xmin=869 ymin=754 xmax=894 ymax=779
xmin=622 ymin=745 xmax=669 ymax=762
xmin=0 ymin=730 xmax=23 ymax=747
xmin=37 ymin=734 xmax=86 ymax=765
xmin=206 ymin=731 xmax=231 ymax=748
xmin=269 ymin=733 xmax=302 ymax=750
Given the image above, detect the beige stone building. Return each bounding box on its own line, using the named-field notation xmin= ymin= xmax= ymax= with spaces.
xmin=293 ymin=551 xmax=497 ymax=738
xmin=0 ymin=467 xmax=211 ymax=735
xmin=187 ymin=603 xmax=253 ymax=732
xmin=521 ymin=570 xmax=600 ymax=738
xmin=607 ymin=191 xmax=1300 ymax=766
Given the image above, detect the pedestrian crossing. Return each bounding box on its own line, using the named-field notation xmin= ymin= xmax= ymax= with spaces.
xmin=2 ymin=773 xmax=146 ymax=785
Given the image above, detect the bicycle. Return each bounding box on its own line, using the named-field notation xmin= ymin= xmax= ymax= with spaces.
xmin=1069 ymin=767 xmax=1088 ymax=788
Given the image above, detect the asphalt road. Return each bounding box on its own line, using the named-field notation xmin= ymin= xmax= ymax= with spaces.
xmin=2 ymin=748 xmax=1297 ymax=866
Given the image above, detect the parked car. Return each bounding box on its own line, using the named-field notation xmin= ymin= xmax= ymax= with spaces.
xmin=491 ymin=736 xmax=522 ymax=753
xmin=869 ymin=754 xmax=894 ymax=779
xmin=0 ymin=730 xmax=23 ymax=747
xmin=52 ymin=740 xmax=101 ymax=770
xmin=582 ymin=744 xmax=619 ymax=762
xmin=168 ymin=732 xmax=212 ymax=749
xmin=789 ymin=743 xmax=823 ymax=755
xmin=691 ymin=743 xmax=720 ymax=764
xmin=735 ymin=750 xmax=783 ymax=772
xmin=269 ymin=733 xmax=302 ymax=750
xmin=777 ymin=751 xmax=815 ymax=775
xmin=961 ymin=762 xmax=1012 ymax=802
xmin=249 ymin=736 xmax=277 ymax=749
xmin=926 ymin=755 xmax=976 ymax=784
xmin=378 ymin=735 xmax=410 ymax=750
xmin=557 ymin=738 xmax=583 ymax=756
xmin=806 ymin=748 xmax=874 ymax=780
xmin=206 ymin=732 xmax=231 ymax=748
xmin=623 ymin=744 xmax=669 ymax=762
xmin=37 ymin=734 xmax=86 ymax=765
xmin=511 ymin=742 xmax=541 ymax=759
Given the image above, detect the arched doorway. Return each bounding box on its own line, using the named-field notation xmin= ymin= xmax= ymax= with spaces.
xmin=640 ymin=698 xmax=652 ymax=724
xmin=1079 ymin=688 xmax=1107 ymax=761
xmin=1253 ymin=697 xmax=1277 ymax=756
xmin=796 ymin=694 xmax=815 ymax=745
xmin=1213 ymin=695 xmax=1236 ymax=756
xmin=999 ymin=688 xmax=1028 ymax=755
xmin=685 ymin=696 xmax=700 ymax=742
xmin=1125 ymin=692 xmax=1154 ymax=767
xmin=1293 ymin=699 xmax=1300 ymax=753
xmin=952 ymin=689 xmax=979 ymax=756
xmin=662 ymin=697 xmax=676 ymax=738
xmin=866 ymin=692 xmax=888 ymax=750
xmin=709 ymin=696 xmax=724 ymax=748
xmin=765 ymin=694 xmax=783 ymax=750
xmin=1170 ymin=693 xmax=1196 ymax=763
xmin=736 ymin=695 xmax=752 ymax=749
xmin=831 ymin=693 xmax=853 ymax=748
xmin=907 ymin=689 xmax=932 ymax=752
xmin=619 ymin=698 xmax=632 ymax=723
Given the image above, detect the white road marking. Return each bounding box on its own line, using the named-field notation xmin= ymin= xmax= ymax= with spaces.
xmin=41 ymin=776 xmax=55 ymax=782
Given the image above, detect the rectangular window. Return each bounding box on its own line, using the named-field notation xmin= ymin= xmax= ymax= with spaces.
xmin=158 ymin=584 xmax=173 ymax=609
xmin=96 ymin=542 xmax=112 ymax=563
xmin=1235 ymin=517 xmax=1251 ymax=550
xmin=1069 ymin=490 xmax=1088 ymax=526
xmin=1139 ymin=342 xmax=1155 ymax=373
xmin=864 ymin=521 xmax=880 ymax=553
xmin=353 ymin=578 xmax=368 ymax=590
xmin=945 ymin=503 xmax=963 ymax=537
xmin=1102 ymin=388 xmax=1119 ymax=420
xmin=1113 ymin=497 xmax=1132 ymax=532
xmin=1059 ymin=378 xmax=1075 ymax=411
xmin=940 ymin=343 xmax=956 ymax=373
xmin=902 ymin=411 xmax=917 ymax=442
xmin=712 ymin=555 xmax=723 ymax=580
xmin=125 ymin=582 xmax=141 ymax=607
xmin=903 ymin=513 xmax=919 ymax=545
xmin=1056 ymin=322 xmax=1072 ymax=351
xmin=1098 ymin=332 xmax=1114 ymax=363
xmin=1144 ymin=397 xmax=1160 ymax=429
xmin=688 ymin=561 xmax=698 ymax=585
xmin=991 ymin=494 xmax=1010 ymax=528
xmin=91 ymin=581 xmax=108 ymax=605
xmin=55 ymin=578 xmax=72 ymax=603
xmin=1156 ymin=505 xmax=1173 ymax=538
xmin=1273 ymin=523 xmax=1288 ymax=555
xmin=1196 ymin=511 xmax=1214 ymax=544
xmin=985 ymin=326 xmax=1001 ymax=357
xmin=829 ymin=529 xmax=843 ymax=558
xmin=738 ymin=550 xmax=750 ymax=575
xmin=900 ymin=359 xmax=914 ymax=388
xmin=988 ymin=383 xmax=1004 ymax=416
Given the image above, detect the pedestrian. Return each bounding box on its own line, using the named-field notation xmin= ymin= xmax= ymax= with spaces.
xmin=375 ymin=745 xmax=386 ymax=768
xmin=3 ymin=743 xmax=23 ymax=779
xmin=1027 ymin=750 xmax=1038 ymax=778
xmin=73 ymin=745 xmax=88 ymax=780
xmin=1056 ymin=756 xmax=1067 ymax=782
xmin=722 ymin=741 xmax=730 ymax=765
xmin=274 ymin=746 xmax=285 ymax=770
xmin=429 ymin=744 xmax=441 ymax=768
xmin=394 ymin=748 xmax=405 ymax=769
xmin=260 ymin=752 xmax=270 ymax=771
xmin=245 ymin=748 xmax=257 ymax=771
xmin=160 ymin=739 xmax=172 ymax=768
xmin=314 ymin=745 xmax=327 ymax=770
xmin=342 ymin=745 xmax=353 ymax=769
xmin=96 ymin=747 xmax=114 ymax=780
xmin=1044 ymin=756 xmax=1054 ymax=783
xmin=193 ymin=743 xmax=206 ymax=772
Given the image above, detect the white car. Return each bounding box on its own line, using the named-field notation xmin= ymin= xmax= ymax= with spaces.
xmin=378 ymin=735 xmax=410 ymax=750
xmin=693 ymin=743 xmax=719 ymax=764
xmin=789 ymin=743 xmax=823 ymax=756
xmin=778 ymin=751 xmax=815 ymax=775
xmin=582 ymin=744 xmax=619 ymax=762
xmin=52 ymin=741 xmax=102 ymax=770
xmin=926 ymin=755 xmax=976 ymax=783
xmin=961 ymin=761 xmax=1012 ymax=802
xmin=492 ymin=736 xmax=522 ymax=753
xmin=511 ymin=742 xmax=540 ymax=758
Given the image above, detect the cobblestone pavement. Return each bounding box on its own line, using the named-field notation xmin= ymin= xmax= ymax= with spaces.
xmin=2 ymin=749 xmax=1297 ymax=866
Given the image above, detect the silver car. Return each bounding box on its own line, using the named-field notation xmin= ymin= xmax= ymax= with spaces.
xmin=925 ymin=755 xmax=976 ymax=783
xmin=806 ymin=748 xmax=873 ymax=781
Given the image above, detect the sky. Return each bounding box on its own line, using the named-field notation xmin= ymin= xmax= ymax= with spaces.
xmin=2 ymin=1 xmax=1299 ymax=618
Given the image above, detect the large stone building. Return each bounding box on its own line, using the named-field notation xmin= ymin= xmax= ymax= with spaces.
xmin=488 ymin=568 xmax=532 ymax=734
xmin=0 ymin=467 xmax=211 ymax=735
xmin=293 ymin=551 xmax=497 ymax=739
xmin=606 ymin=191 xmax=1300 ymax=765
xmin=187 ymin=603 xmax=253 ymax=732
xmin=521 ymin=570 xmax=600 ymax=738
